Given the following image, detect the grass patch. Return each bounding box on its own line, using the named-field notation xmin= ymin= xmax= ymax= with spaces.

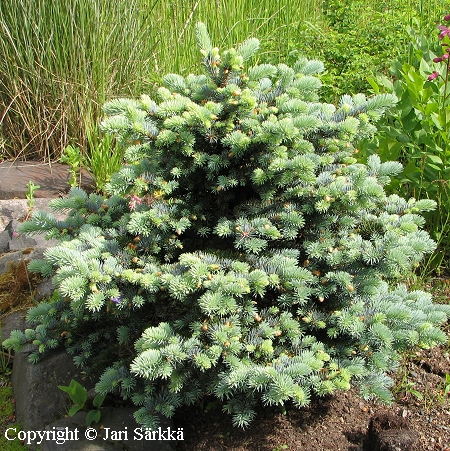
xmin=0 ymin=0 xmax=321 ymax=161
xmin=0 ymin=0 xmax=159 ymax=161
xmin=0 ymin=375 xmax=27 ymax=451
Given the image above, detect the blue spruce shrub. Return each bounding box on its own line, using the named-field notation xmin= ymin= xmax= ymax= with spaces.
xmin=5 ymin=23 xmax=449 ymax=428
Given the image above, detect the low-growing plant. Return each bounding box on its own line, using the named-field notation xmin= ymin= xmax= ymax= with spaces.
xmin=0 ymin=340 xmax=12 ymax=375
xmin=84 ymin=126 xmax=124 ymax=193
xmin=25 ymin=181 xmax=40 ymax=215
xmin=392 ymin=358 xmax=424 ymax=402
xmin=443 ymin=373 xmax=450 ymax=397
xmin=60 ymin=144 xmax=83 ymax=188
xmin=4 ymin=24 xmax=450 ymax=429
xmin=360 ymin=15 xmax=450 ymax=270
xmin=272 ymin=445 xmax=288 ymax=451
xmin=58 ymin=379 xmax=106 ymax=426
xmin=61 ymin=127 xmax=124 ymax=193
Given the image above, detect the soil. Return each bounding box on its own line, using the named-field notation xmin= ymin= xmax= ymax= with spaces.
xmin=174 ymin=342 xmax=450 ymax=451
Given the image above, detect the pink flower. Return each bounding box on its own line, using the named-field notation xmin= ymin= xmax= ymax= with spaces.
xmin=433 ymin=57 xmax=443 ymax=63
xmin=427 ymin=71 xmax=440 ymax=81
xmin=128 ymin=195 xmax=142 ymax=211
xmin=438 ymin=25 xmax=450 ymax=40
xmin=444 ymin=14 xmax=450 ymax=21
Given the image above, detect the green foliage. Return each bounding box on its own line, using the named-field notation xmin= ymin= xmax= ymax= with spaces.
xmin=0 ymin=0 xmax=321 ymax=161
xmin=61 ymin=145 xmax=83 ymax=188
xmin=0 ymin=0 xmax=158 ymax=161
xmin=0 ymin=346 xmax=12 ymax=375
xmin=442 ymin=373 xmax=450 ymax=397
xmin=393 ymin=359 xmax=424 ymax=402
xmin=359 ymin=22 xmax=450 ymax=270
xmin=272 ymin=446 xmax=288 ymax=451
xmin=4 ymin=24 xmax=449 ymax=429
xmin=59 ymin=379 xmax=88 ymax=416
xmin=84 ymin=126 xmax=125 ymax=192
xmin=278 ymin=1 xmax=450 ymax=102
xmin=2 ymin=0 xmax=448 ymax=160
xmin=58 ymin=379 xmax=105 ymax=426
xmin=25 ymin=181 xmax=40 ymax=212
xmin=61 ymin=127 xmax=124 ymax=192
xmin=0 ymin=376 xmax=27 ymax=451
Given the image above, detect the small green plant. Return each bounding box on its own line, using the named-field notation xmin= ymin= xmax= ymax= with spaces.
xmin=0 ymin=326 xmax=11 ymax=375
xmin=25 ymin=181 xmax=40 ymax=210
xmin=61 ymin=128 xmax=124 ymax=193
xmin=24 ymin=181 xmax=40 ymax=220
xmin=443 ymin=373 xmax=450 ymax=397
xmin=393 ymin=371 xmax=424 ymax=402
xmin=84 ymin=126 xmax=124 ymax=193
xmin=272 ymin=445 xmax=288 ymax=451
xmin=58 ymin=379 xmax=106 ymax=426
xmin=0 ymin=347 xmax=12 ymax=375
xmin=60 ymin=144 xmax=83 ymax=188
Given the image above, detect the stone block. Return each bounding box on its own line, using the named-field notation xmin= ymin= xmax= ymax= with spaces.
xmin=0 ymin=230 xmax=9 ymax=253
xmin=0 ymin=198 xmax=69 ymax=228
xmin=12 ymin=347 xmax=91 ymax=434
xmin=365 ymin=412 xmax=417 ymax=451
xmin=1 ymin=311 xmax=29 ymax=343
xmin=35 ymin=277 xmax=55 ymax=302
xmin=0 ymin=250 xmax=24 ymax=274
xmin=4 ymin=219 xmax=21 ymax=237
xmin=375 ymin=429 xmax=417 ymax=451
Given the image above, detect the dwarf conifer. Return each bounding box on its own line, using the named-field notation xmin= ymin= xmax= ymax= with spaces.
xmin=5 ymin=23 xmax=449 ymax=429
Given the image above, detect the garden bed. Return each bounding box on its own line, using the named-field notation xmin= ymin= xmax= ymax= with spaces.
xmin=175 ymin=343 xmax=450 ymax=451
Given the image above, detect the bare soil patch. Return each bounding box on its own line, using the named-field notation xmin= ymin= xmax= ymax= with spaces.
xmin=175 ymin=344 xmax=450 ymax=451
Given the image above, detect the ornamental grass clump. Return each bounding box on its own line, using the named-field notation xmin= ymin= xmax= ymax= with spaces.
xmin=4 ymin=23 xmax=450 ymax=429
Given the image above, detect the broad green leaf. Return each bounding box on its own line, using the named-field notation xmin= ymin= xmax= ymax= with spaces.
xmin=430 ymin=113 xmax=443 ymax=130
xmin=86 ymin=410 xmax=101 ymax=426
xmin=68 ymin=404 xmax=84 ymax=417
xmin=426 ymin=155 xmax=443 ymax=166
xmin=93 ymin=393 xmax=106 ymax=408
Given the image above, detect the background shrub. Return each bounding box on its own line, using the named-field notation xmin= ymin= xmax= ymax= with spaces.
xmin=359 ymin=20 xmax=450 ymax=269
xmin=273 ymin=0 xmax=450 ymax=102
